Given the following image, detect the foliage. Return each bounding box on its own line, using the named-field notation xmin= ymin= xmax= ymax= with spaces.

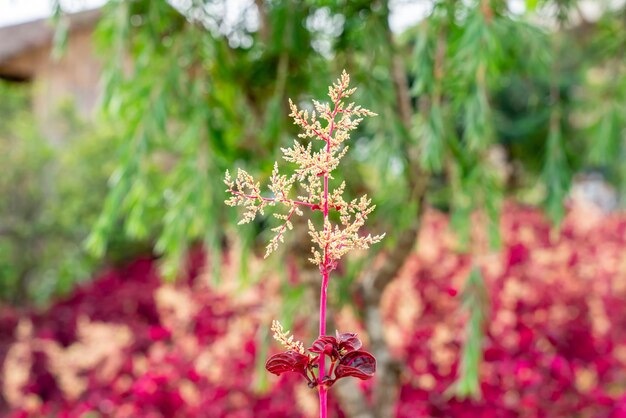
xmin=85 ymin=0 xmax=329 ymax=279
xmin=24 ymin=0 xmax=626 ymax=410
xmin=3 ymin=204 xmax=626 ymax=416
xmin=81 ymin=0 xmax=626 ymax=275
xmin=0 ymin=82 xmax=119 ymax=304
xmin=449 ymin=267 xmax=488 ymax=399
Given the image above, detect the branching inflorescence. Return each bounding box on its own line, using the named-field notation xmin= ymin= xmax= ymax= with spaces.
xmin=225 ymin=71 xmax=383 ymax=418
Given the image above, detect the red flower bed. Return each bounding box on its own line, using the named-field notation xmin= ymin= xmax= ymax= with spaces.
xmin=2 ymin=204 xmax=626 ymax=417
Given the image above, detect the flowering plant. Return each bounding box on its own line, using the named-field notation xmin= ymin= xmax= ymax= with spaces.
xmin=225 ymin=71 xmax=383 ymax=417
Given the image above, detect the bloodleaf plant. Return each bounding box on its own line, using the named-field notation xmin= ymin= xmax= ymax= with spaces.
xmin=224 ymin=71 xmax=383 ymax=418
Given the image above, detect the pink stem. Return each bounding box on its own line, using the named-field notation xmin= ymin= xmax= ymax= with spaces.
xmin=318 ymin=171 xmax=329 ymax=418
xmin=328 ymin=359 xmax=337 ymax=378
xmin=298 ymin=117 xmax=333 ymax=143
xmin=229 ymin=190 xmax=318 ymax=209
xmin=273 ymin=206 xmax=298 ymax=247
xmin=319 ymin=386 xmax=328 ymax=418
xmin=318 ymin=93 xmax=341 ymax=418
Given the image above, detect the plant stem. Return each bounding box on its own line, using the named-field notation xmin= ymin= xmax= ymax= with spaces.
xmin=319 ymin=268 xmax=329 ymax=334
xmin=319 ymin=385 xmax=328 ymax=418
xmin=229 ymin=190 xmax=318 ymax=209
xmin=319 ymin=168 xmax=330 ymax=418
xmin=318 ymin=92 xmax=338 ymax=418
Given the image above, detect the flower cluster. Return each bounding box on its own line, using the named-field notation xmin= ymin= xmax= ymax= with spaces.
xmin=270 ymin=320 xmax=305 ymax=354
xmin=224 ymin=71 xmax=384 ymax=267
xmin=265 ymin=326 xmax=376 ymax=389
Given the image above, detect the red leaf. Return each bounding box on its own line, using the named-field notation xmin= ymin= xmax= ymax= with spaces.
xmin=336 ymin=332 xmax=362 ymax=352
xmin=265 ymin=351 xmax=309 ymax=377
xmin=335 ymin=350 xmax=376 ymax=381
xmin=309 ymin=332 xmax=363 ymax=357
xmin=309 ymin=336 xmax=337 ymax=354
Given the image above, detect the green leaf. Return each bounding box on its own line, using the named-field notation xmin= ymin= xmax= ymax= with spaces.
xmin=590 ymin=108 xmax=620 ymax=165
xmin=449 ymin=266 xmax=488 ymax=400
xmin=417 ymin=103 xmax=446 ymax=172
xmin=542 ymin=110 xmax=570 ymax=227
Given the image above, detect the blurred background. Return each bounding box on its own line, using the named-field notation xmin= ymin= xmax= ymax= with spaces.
xmin=2 ymin=0 xmax=626 ymax=416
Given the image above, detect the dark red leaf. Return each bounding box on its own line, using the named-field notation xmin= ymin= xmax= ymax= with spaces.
xmin=265 ymin=351 xmax=309 ymax=377
xmin=335 ymin=351 xmax=376 ymax=381
xmin=336 ymin=331 xmax=362 ymax=353
xmin=309 ymin=336 xmax=337 ymax=354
